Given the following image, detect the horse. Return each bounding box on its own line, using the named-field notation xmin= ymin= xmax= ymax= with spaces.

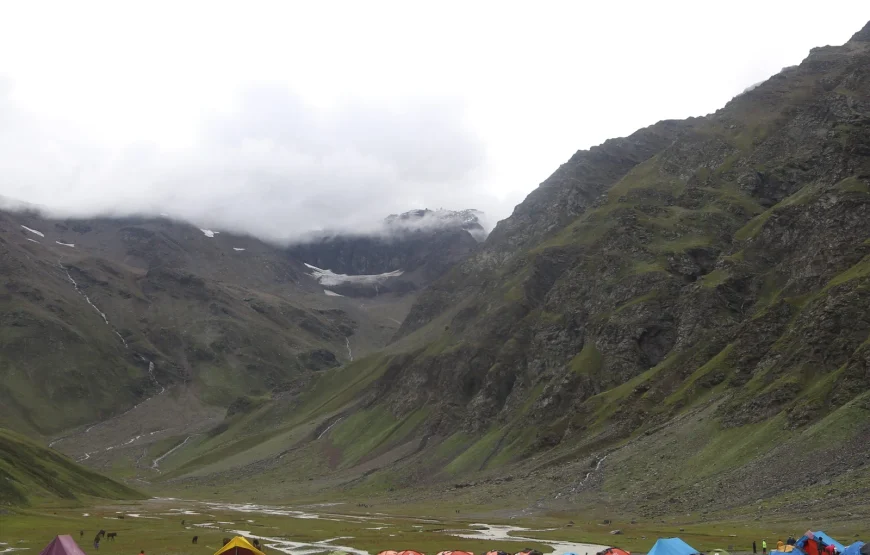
xmin=182 ymin=520 xmax=186 ymax=526
xmin=252 ymin=540 xmax=261 ymax=549
xmin=223 ymin=538 xmax=231 ymax=546
xmin=106 ymin=533 xmax=117 ymax=541
xmin=79 ymin=531 xmax=84 ymax=539
xmin=192 ymin=537 xmax=198 ymax=545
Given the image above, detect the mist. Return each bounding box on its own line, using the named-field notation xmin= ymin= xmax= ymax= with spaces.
xmin=0 ymin=81 xmax=505 ymax=241
xmin=0 ymin=3 xmax=865 ymax=243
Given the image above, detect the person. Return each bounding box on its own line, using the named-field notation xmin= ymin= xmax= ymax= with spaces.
xmin=779 ymin=541 xmax=786 ymax=552
xmin=763 ymin=540 xmax=768 ymax=554
xmin=93 ymin=539 xmax=99 ymax=551
xmin=825 ymin=545 xmax=835 ymax=555
xmin=788 ymin=537 xmax=796 ymax=547
xmin=754 ymin=542 xmax=757 ymax=554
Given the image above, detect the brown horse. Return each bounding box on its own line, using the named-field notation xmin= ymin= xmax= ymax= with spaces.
xmin=192 ymin=537 xmax=198 ymax=545
xmin=106 ymin=533 xmax=117 ymax=541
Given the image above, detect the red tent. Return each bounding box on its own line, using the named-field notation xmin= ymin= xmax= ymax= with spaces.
xmin=39 ymin=536 xmax=87 ymax=555
xmin=599 ymin=549 xmax=631 ymax=555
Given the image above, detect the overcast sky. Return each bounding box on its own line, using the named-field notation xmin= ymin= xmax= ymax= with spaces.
xmin=0 ymin=1 xmax=866 ymax=241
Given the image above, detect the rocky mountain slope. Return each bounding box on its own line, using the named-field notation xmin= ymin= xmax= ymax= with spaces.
xmin=0 ymin=206 xmax=478 ymax=446
xmin=2 ymin=23 xmax=869 ymax=520
xmin=112 ymin=23 xmax=869 ymax=516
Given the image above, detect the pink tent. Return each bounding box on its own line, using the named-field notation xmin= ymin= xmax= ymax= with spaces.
xmin=39 ymin=536 xmax=87 ymax=555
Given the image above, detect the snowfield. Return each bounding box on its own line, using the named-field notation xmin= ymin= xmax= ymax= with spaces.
xmin=20 ymin=225 xmax=44 ymax=237
xmin=304 ymin=263 xmax=403 ymax=287
xmin=200 ymin=229 xmax=219 ymax=237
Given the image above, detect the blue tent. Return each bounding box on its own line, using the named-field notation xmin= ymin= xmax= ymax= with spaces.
xmin=842 ymin=543 xmax=865 ymax=555
xmin=648 ymin=538 xmax=700 ymax=555
xmin=814 ymin=532 xmax=846 ymax=553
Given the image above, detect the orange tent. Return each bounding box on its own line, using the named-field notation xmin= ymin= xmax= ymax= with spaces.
xmin=599 ymin=549 xmax=631 ymax=555
xmin=398 ymin=551 xmax=425 ymax=555
xmin=438 ymin=551 xmax=473 ymax=555
xmin=377 ymin=552 xmax=399 ymax=555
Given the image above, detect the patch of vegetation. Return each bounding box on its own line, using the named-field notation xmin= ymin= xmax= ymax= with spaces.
xmin=701 ymin=268 xmax=729 ymax=288
xmin=665 ymin=344 xmax=733 ymax=406
xmin=445 ymin=426 xmax=506 ymax=475
xmin=569 ymin=342 xmax=603 ymax=375
xmin=834 ymin=176 xmax=870 ymax=193
xmin=0 ymin=428 xmax=143 ymax=505
xmin=735 ymin=209 xmax=773 ymax=241
xmin=330 ymin=406 xmax=430 ymax=467
xmin=613 ymin=291 xmax=660 ymax=314
xmin=824 ymin=255 xmax=870 ymax=291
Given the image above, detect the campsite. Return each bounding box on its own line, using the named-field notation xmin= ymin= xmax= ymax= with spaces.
xmin=0 ymin=499 xmax=865 ymax=555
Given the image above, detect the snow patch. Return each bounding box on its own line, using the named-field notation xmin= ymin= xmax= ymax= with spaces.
xmin=200 ymin=229 xmax=218 ymax=237
xmin=323 ymin=289 xmax=343 ymax=297
xmin=20 ymin=225 xmax=44 ymax=237
xmin=25 ymin=238 xmax=40 ymax=244
xmin=304 ymin=263 xmax=403 ymax=287
xmin=55 ymin=241 xmax=75 ymax=247
xmin=233 ymin=247 xmax=246 ymax=251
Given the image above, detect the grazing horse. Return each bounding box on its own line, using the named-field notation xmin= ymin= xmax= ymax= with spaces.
xmin=106 ymin=533 xmax=117 ymax=541
xmin=192 ymin=537 xmax=198 ymax=545
xmin=80 ymin=531 xmax=84 ymax=539
xmin=182 ymin=520 xmax=186 ymax=526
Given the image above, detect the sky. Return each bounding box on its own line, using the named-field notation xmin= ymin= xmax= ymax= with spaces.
xmin=0 ymin=1 xmax=866 ymax=242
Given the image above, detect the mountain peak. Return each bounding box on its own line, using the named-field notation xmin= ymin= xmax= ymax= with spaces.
xmin=384 ymin=208 xmax=487 ymax=241
xmin=850 ymin=20 xmax=870 ymax=42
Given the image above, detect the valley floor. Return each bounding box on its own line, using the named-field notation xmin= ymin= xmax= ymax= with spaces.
xmin=0 ymin=498 xmax=865 ymax=555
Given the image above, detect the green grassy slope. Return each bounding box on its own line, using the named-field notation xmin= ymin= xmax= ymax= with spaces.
xmin=0 ymin=428 xmax=144 ymax=506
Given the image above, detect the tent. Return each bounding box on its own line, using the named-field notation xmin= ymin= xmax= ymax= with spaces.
xmin=843 ymin=544 xmax=865 ymax=555
xmin=814 ymin=533 xmax=846 ymax=553
xmin=437 ymin=551 xmax=473 ymax=555
xmin=213 ymin=537 xmax=266 ymax=555
xmin=647 ymin=538 xmax=700 ymax=555
xmin=598 ymin=548 xmax=631 ymax=555
xmin=484 ymin=551 xmax=509 ymax=555
xmin=39 ymin=536 xmax=87 ymax=555
xmin=377 ymin=552 xmax=399 ymax=555
xmin=397 ymin=551 xmax=425 ymax=555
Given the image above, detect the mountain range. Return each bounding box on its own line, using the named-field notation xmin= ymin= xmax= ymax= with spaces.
xmin=1 ymin=22 xmax=868 ymax=521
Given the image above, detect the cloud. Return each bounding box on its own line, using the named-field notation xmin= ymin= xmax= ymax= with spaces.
xmin=0 ymin=81 xmax=497 ymax=242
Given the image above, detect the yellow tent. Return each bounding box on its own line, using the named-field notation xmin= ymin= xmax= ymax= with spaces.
xmin=213 ymin=537 xmax=266 ymax=555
